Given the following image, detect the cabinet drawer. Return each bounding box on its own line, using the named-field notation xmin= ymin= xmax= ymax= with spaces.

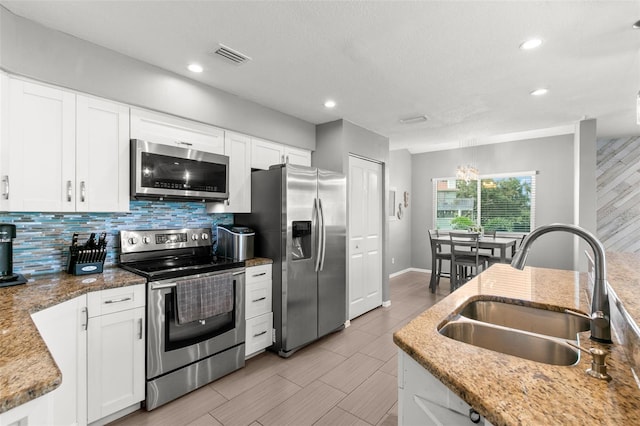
xmin=88 ymin=284 xmax=145 ymax=317
xmin=246 ymin=279 xmax=272 ymax=319
xmin=245 ymin=312 xmax=273 ymax=356
xmin=246 ymin=264 xmax=272 ymax=284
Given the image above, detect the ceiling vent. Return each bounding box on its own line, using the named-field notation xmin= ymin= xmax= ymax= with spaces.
xmin=213 ymin=44 xmax=252 ymax=65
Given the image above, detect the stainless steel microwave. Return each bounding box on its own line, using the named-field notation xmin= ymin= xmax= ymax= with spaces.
xmin=130 ymin=139 xmax=229 ymax=201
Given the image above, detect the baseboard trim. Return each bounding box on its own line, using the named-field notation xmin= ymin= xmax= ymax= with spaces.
xmin=389 ymin=267 xmax=431 ymax=278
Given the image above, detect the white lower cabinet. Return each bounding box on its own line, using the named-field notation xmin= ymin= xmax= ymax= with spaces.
xmin=398 ymin=349 xmax=492 ymax=426
xmin=27 ymin=285 xmax=145 ymax=426
xmin=245 ymin=264 xmax=273 ymax=358
xmin=87 ymin=285 xmax=145 ymax=425
xmin=30 ymin=295 xmax=87 ymax=426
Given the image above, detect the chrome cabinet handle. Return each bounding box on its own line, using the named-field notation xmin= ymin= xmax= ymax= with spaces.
xmin=175 ymin=141 xmax=193 ymax=147
xmin=281 ymin=154 xmax=285 ymax=163
xmin=66 ymin=180 xmax=72 ymax=202
xmin=226 ymin=196 xmax=230 ymax=206
xmin=2 ymin=175 xmax=8 ymax=200
xmin=251 ymin=272 xmax=266 ymax=277
xmin=138 ymin=318 xmax=143 ymax=340
xmin=81 ymin=307 xmax=88 ymax=331
xmin=286 ymin=155 xmax=289 ymax=163
xmin=253 ymin=330 xmax=267 ymax=338
xmin=313 ymin=198 xmax=322 ymax=272
xmin=80 ymin=181 xmax=86 ymax=202
xmin=104 ymin=297 xmax=132 ymax=304
xmin=318 ymin=198 xmax=326 ymax=271
xmin=252 ymin=297 xmax=267 ymax=303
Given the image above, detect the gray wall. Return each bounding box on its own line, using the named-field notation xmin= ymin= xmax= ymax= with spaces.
xmin=388 ymin=149 xmax=412 ymax=275
xmin=0 ymin=6 xmax=314 ymax=150
xmin=315 ymin=120 xmax=391 ymax=302
xmin=412 ymin=134 xmax=576 ymax=271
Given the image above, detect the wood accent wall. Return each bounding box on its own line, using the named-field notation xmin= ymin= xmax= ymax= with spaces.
xmin=597 ymin=136 xmax=640 ymax=252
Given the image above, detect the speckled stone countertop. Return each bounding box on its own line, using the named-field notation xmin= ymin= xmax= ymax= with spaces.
xmin=394 ymin=262 xmax=640 ymax=425
xmin=245 ymin=257 xmax=273 ymax=267
xmin=0 ymin=268 xmax=146 ymax=414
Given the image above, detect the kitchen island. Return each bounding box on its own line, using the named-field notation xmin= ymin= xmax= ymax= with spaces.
xmin=394 ymin=260 xmax=640 ymax=425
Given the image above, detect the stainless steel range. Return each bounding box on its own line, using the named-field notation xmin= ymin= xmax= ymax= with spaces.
xmin=119 ymin=227 xmax=245 ymax=410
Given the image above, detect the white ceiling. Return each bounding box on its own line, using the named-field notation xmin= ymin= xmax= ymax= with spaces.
xmin=2 ymin=1 xmax=639 ymax=153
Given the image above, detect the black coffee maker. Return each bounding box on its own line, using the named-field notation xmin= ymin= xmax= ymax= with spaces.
xmin=0 ymin=224 xmax=27 ymax=287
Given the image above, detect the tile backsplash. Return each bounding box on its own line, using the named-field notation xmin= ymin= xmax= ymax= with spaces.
xmin=0 ymin=201 xmax=233 ymax=276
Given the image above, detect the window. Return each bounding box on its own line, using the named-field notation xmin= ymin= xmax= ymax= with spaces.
xmin=433 ymin=172 xmax=536 ymax=233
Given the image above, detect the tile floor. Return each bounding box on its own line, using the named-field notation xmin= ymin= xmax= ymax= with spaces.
xmin=111 ymin=271 xmax=448 ymax=426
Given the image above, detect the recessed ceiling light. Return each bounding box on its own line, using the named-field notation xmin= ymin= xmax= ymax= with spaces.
xmin=519 ymin=38 xmax=543 ymax=50
xmin=188 ymin=63 xmax=203 ymax=73
xmin=530 ymin=88 xmax=548 ymax=96
xmin=324 ymin=100 xmax=336 ymax=108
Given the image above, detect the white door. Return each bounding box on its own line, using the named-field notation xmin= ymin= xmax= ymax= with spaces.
xmin=76 ymin=95 xmax=130 ymax=212
xmin=348 ymin=156 xmax=383 ymax=319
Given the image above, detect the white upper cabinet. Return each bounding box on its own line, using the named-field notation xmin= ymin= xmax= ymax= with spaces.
xmin=2 ymin=77 xmax=76 ymax=212
xmin=284 ymin=145 xmax=312 ymax=167
xmin=224 ymin=132 xmax=252 ymax=213
xmin=0 ymin=76 xmax=130 ymax=212
xmin=130 ymin=108 xmax=225 ymax=155
xmin=76 ymin=95 xmax=130 ymax=212
xmin=251 ymin=137 xmax=311 ymax=170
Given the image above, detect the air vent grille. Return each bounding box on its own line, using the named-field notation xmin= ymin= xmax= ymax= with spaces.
xmin=214 ymin=44 xmax=251 ymax=65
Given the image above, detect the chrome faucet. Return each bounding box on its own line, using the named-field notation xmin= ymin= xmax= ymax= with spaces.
xmin=511 ymin=223 xmax=612 ymax=344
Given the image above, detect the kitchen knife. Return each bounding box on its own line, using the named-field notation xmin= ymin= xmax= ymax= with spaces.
xmin=71 ymin=233 xmax=78 ymax=247
xmin=87 ymin=233 xmax=97 ymax=249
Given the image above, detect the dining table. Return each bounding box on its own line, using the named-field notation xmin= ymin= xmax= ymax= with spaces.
xmin=428 ymin=234 xmax=520 ymax=292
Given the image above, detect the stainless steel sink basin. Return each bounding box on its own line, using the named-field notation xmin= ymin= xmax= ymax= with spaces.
xmin=439 ymin=320 xmax=580 ymax=366
xmin=459 ymin=300 xmax=590 ymax=339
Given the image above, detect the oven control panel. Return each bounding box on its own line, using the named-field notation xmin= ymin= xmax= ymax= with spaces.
xmin=120 ymin=228 xmax=212 ymax=254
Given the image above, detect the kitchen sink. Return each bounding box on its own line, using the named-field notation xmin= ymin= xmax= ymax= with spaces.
xmin=459 ymin=300 xmax=590 ymax=340
xmin=439 ymin=319 xmax=580 ymax=366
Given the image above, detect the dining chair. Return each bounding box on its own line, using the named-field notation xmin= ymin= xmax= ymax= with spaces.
xmin=479 ymin=229 xmax=496 ymax=257
xmin=428 ymin=229 xmax=451 ymax=291
xmin=449 ymin=232 xmax=490 ymax=291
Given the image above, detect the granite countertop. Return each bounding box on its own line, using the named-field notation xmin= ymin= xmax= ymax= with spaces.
xmin=0 ymin=267 xmax=146 ymax=414
xmin=394 ymin=262 xmax=640 ymax=425
xmin=245 ymin=257 xmax=273 ymax=267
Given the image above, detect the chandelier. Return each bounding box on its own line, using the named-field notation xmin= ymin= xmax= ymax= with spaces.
xmin=456 ymin=164 xmax=479 ymax=182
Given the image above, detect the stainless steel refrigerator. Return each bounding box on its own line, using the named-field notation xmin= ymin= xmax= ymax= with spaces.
xmin=237 ymin=164 xmax=346 ymax=357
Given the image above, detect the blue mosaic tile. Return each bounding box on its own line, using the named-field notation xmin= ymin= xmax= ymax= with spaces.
xmin=0 ymin=201 xmax=234 ymax=276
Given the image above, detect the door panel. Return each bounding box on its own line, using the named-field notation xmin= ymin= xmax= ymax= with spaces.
xmin=348 ymin=156 xmax=383 ymax=319
xmin=317 ymin=169 xmax=347 ymax=337
xmin=283 ymin=165 xmax=319 ymax=351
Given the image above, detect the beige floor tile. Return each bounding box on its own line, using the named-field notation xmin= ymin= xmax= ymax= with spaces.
xmin=356 ymin=312 xmax=408 ymax=336
xmin=319 ymin=327 xmax=378 ymax=357
xmin=379 ymin=353 xmax=397 ymax=377
xmin=186 ymin=413 xmax=223 ymax=426
xmin=277 ymin=346 xmax=346 ymax=387
xmin=110 ymin=385 xmax=227 ymax=426
xmin=209 ymin=351 xmax=285 ymax=399
xmin=314 ymin=406 xmax=373 ymax=426
xmin=337 ymin=371 xmax=398 ymax=425
xmin=257 ymin=380 xmax=346 ymax=426
xmin=359 ymin=333 xmax=397 ymax=362
xmin=319 ymin=352 xmax=384 ymax=394
xmin=376 ymin=413 xmax=398 ymax=426
xmin=210 ymin=375 xmax=301 ymax=426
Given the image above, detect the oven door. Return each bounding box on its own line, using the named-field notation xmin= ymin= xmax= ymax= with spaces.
xmin=147 ymin=267 xmax=245 ymax=379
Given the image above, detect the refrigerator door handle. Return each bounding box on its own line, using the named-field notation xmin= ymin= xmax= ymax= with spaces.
xmin=318 ymin=198 xmax=327 ymax=271
xmin=313 ymin=198 xmax=322 ymax=272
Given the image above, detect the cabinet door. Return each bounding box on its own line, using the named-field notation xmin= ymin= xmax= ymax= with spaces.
xmin=31 ymin=295 xmax=87 ymax=426
xmin=76 ymin=95 xmax=130 ymax=212
xmin=223 ymin=131 xmax=251 ymax=213
xmin=251 ymin=138 xmax=284 ymax=170
xmin=87 ymin=306 xmax=145 ymax=423
xmin=5 ymin=78 xmax=76 ymax=211
xmin=284 ymin=146 xmax=312 ymax=167
xmin=130 ymin=108 xmax=225 ymax=154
